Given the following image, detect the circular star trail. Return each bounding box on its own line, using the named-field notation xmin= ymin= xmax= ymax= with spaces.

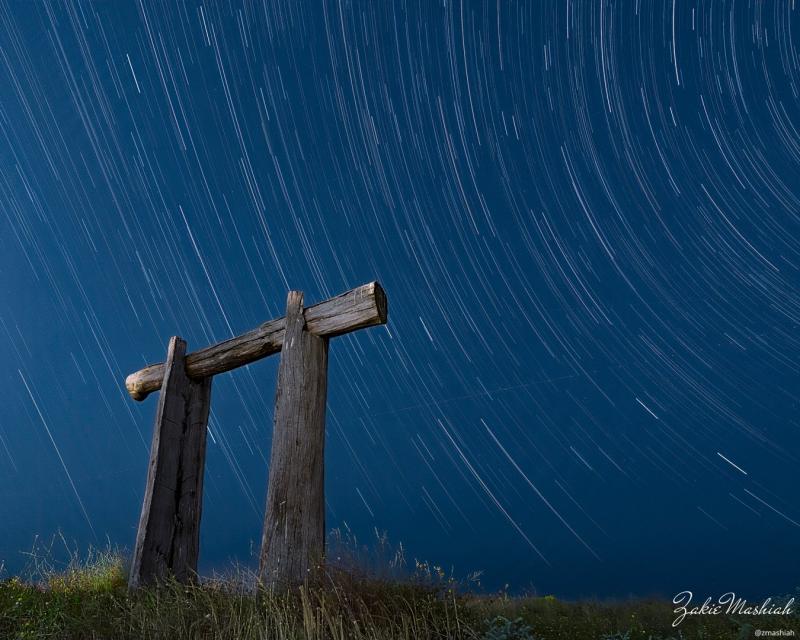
xmin=0 ymin=1 xmax=798 ymax=597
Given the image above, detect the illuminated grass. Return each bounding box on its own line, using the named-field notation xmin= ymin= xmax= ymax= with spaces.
xmin=0 ymin=536 xmax=797 ymax=639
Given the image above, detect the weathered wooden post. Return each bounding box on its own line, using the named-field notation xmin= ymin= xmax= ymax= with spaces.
xmin=125 ymin=282 xmax=387 ymax=589
xmin=128 ymin=337 xmax=211 ymax=589
xmin=259 ymin=291 xmax=328 ymax=586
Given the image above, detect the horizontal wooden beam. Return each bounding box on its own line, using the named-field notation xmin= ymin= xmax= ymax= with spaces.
xmin=125 ymin=282 xmax=387 ymax=401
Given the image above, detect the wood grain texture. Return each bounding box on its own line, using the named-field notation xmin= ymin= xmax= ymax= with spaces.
xmin=171 ymin=374 xmax=211 ymax=583
xmin=126 ymin=282 xmax=386 ymax=401
xmin=128 ymin=337 xmax=212 ymax=589
xmin=258 ymin=291 xmax=328 ymax=587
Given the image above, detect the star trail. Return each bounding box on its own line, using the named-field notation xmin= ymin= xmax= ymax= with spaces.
xmin=0 ymin=1 xmax=799 ymax=598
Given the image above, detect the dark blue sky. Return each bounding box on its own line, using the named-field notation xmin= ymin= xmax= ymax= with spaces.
xmin=1 ymin=1 xmax=799 ymax=599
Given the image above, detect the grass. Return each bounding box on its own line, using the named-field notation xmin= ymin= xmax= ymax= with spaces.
xmin=0 ymin=534 xmax=797 ymax=639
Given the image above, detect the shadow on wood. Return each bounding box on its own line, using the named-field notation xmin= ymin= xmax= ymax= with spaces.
xmin=129 ymin=337 xmax=212 ymax=589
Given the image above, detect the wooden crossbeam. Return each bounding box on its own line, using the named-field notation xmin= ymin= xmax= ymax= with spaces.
xmin=125 ymin=282 xmax=387 ymax=400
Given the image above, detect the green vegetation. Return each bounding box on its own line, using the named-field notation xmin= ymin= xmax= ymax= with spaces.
xmin=0 ymin=536 xmax=797 ymax=639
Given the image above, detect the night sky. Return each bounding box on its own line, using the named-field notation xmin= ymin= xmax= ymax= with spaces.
xmin=1 ymin=1 xmax=799 ymax=600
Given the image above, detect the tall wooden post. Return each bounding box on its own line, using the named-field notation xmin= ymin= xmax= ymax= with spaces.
xmin=129 ymin=336 xmax=212 ymax=589
xmin=259 ymin=291 xmax=329 ymax=587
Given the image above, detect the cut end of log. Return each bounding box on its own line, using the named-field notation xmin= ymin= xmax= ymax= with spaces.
xmin=126 ymin=375 xmax=146 ymax=402
xmin=286 ymin=290 xmax=304 ymax=312
xmin=372 ymin=281 xmax=388 ymax=325
xmin=126 ymin=369 xmax=163 ymax=402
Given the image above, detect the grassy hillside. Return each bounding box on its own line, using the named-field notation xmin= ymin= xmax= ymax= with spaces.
xmin=0 ymin=544 xmax=797 ymax=639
